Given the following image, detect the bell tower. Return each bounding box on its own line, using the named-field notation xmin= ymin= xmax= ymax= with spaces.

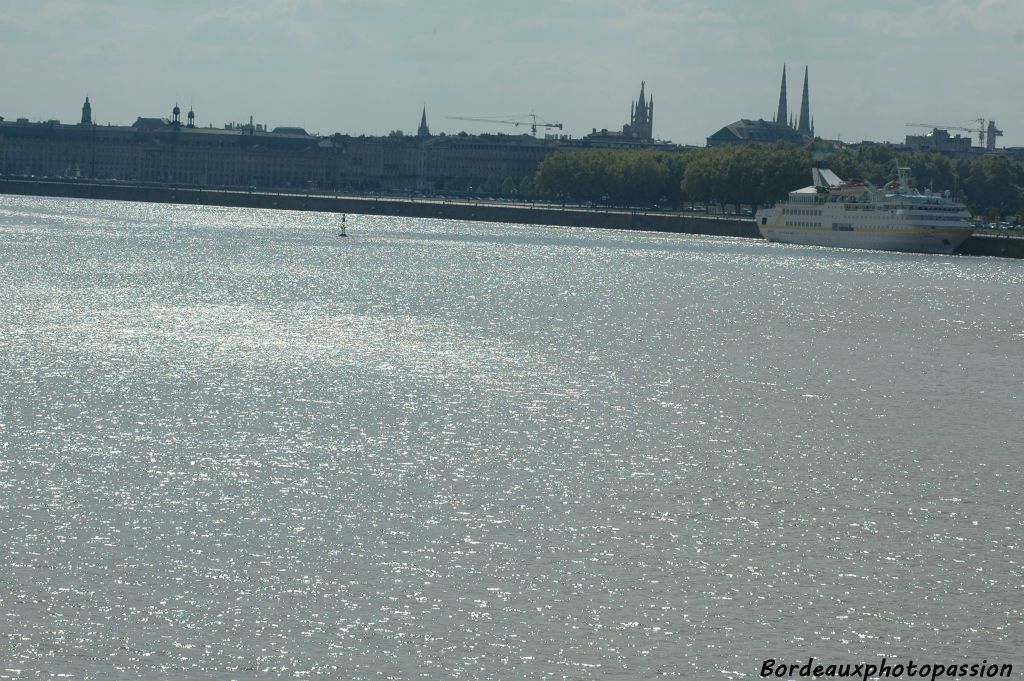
xmin=81 ymin=96 xmax=92 ymax=125
xmin=629 ymin=81 xmax=653 ymax=141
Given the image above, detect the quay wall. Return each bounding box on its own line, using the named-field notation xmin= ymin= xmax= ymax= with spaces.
xmin=954 ymin=232 xmax=1024 ymax=258
xmin=2 ymin=178 xmax=1022 ymax=259
xmin=0 ymin=178 xmax=758 ymax=239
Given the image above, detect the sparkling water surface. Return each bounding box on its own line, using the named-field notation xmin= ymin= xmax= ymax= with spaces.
xmin=1 ymin=196 xmax=1022 ymax=679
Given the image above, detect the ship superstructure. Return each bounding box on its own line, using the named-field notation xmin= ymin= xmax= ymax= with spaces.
xmin=755 ymin=168 xmax=973 ymax=254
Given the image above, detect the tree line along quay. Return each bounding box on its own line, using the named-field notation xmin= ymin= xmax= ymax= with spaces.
xmin=533 ymin=143 xmax=1024 ymax=223
xmin=5 ymin=138 xmax=1024 ymax=257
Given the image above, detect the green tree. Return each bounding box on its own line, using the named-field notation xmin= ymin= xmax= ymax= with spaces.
xmin=681 ymin=143 xmax=809 ymax=210
xmin=964 ymin=154 xmax=1021 ymax=217
xmin=501 ymin=176 xmax=517 ymax=196
xmin=538 ymin=142 xmax=1024 ymax=218
xmin=519 ymin=175 xmax=533 ymax=196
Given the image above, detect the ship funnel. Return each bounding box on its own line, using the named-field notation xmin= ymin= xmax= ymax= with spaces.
xmin=812 ymin=168 xmax=843 ymax=188
xmin=818 ymin=168 xmax=843 ymax=187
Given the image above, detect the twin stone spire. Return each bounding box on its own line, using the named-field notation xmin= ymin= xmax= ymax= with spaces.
xmin=775 ymin=65 xmax=813 ymax=137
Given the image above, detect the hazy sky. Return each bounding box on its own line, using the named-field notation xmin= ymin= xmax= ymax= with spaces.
xmin=2 ymin=0 xmax=1023 ymax=146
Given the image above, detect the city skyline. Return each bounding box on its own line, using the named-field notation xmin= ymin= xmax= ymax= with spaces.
xmin=2 ymin=0 xmax=1023 ymax=146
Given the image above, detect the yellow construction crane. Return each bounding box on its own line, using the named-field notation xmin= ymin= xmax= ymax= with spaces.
xmin=906 ymin=119 xmax=1003 ymax=150
xmin=446 ymin=113 xmax=563 ymax=137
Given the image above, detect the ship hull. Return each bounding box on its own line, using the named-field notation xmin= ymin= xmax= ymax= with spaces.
xmin=759 ymin=225 xmax=972 ymax=255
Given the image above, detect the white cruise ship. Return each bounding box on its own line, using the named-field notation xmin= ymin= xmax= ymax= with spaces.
xmin=755 ymin=167 xmax=973 ymax=254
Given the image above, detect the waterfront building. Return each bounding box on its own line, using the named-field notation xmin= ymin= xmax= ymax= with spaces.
xmin=905 ymin=120 xmax=1003 ymax=155
xmin=0 ymin=98 xmax=569 ymax=194
xmin=905 ymin=128 xmax=973 ymax=156
xmin=0 ymin=101 xmax=335 ymax=188
xmin=413 ymin=133 xmax=556 ymax=193
xmin=0 ymin=96 xmax=690 ymax=194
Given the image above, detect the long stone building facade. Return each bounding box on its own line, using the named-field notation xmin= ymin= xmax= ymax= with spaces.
xmin=0 ymin=100 xmax=565 ymax=194
xmin=1 ymin=88 xmax=683 ymax=194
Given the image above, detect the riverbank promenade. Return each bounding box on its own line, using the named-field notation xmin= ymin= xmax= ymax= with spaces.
xmin=2 ymin=177 xmax=1021 ymax=258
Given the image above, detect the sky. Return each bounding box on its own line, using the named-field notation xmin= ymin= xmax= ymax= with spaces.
xmin=2 ymin=0 xmax=1023 ymax=147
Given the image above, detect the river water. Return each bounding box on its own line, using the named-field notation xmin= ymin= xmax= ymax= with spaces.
xmin=1 ymin=196 xmax=1022 ymax=679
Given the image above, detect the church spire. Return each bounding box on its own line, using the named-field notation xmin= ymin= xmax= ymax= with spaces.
xmin=775 ymin=65 xmax=787 ymax=127
xmin=797 ymin=66 xmax=811 ymax=136
xmin=417 ymin=105 xmax=430 ymax=137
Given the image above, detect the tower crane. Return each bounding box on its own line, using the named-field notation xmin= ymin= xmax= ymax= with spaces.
xmin=446 ymin=113 xmax=563 ymax=137
xmin=906 ymin=119 xmax=1003 ymax=150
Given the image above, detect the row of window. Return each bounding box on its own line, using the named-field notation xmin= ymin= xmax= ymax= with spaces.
xmin=903 ymin=215 xmax=965 ymax=221
xmin=844 ymin=203 xmax=960 ymax=212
